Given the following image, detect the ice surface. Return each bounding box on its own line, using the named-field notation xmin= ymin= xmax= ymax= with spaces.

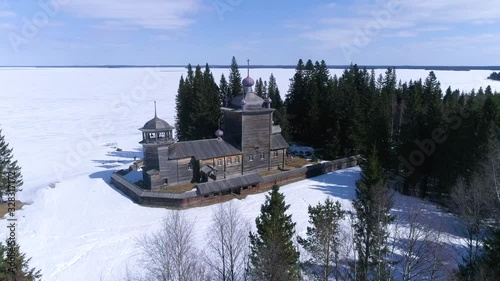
xmin=0 ymin=67 xmax=493 ymax=280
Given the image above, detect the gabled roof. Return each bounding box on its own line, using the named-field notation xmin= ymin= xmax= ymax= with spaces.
xmin=271 ymin=134 xmax=289 ymax=150
xmin=200 ymin=164 xmax=217 ymax=174
xmin=169 ymin=139 xmax=241 ymax=160
xmin=196 ymin=173 xmax=262 ymax=196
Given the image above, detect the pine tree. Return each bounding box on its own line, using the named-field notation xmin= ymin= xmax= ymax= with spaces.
xmin=298 ymin=198 xmax=345 ymax=281
xmin=249 ymin=185 xmax=300 ymax=281
xmin=353 ymin=148 xmax=394 ymax=281
xmin=0 ymin=240 xmax=41 ymax=281
xmin=228 ymin=57 xmax=243 ymax=99
xmin=0 ymin=129 xmax=23 ymax=201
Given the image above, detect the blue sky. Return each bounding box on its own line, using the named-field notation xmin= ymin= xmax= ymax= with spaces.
xmin=1 ymin=0 xmax=499 ymax=66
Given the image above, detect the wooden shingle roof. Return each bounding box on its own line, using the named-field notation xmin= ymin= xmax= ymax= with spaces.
xmin=271 ymin=134 xmax=289 ymax=150
xmin=196 ymin=173 xmax=262 ymax=196
xmin=169 ymin=139 xmax=241 ymax=160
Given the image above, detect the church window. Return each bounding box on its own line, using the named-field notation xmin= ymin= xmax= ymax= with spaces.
xmin=260 ymin=153 xmax=266 ymax=160
xmin=249 ymin=154 xmax=254 ymax=161
xmin=273 ymin=151 xmax=279 ymax=158
xmin=149 ymin=132 xmax=156 ymax=138
xmin=227 ymin=157 xmax=233 ymax=165
xmin=235 ymin=156 xmax=241 ymax=164
xmin=217 ymin=159 xmax=223 ymax=166
xmin=159 ymin=132 xmax=166 ymax=138
xmin=187 ymin=163 xmax=192 ymax=170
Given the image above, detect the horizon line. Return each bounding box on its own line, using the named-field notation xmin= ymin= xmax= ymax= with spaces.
xmin=1 ymin=65 xmax=500 ymax=71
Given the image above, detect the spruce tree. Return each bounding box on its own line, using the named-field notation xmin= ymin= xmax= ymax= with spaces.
xmin=268 ymin=73 xmax=283 ymax=110
xmin=353 ymin=148 xmax=394 ymax=281
xmin=219 ymin=73 xmax=229 ymax=105
xmin=285 ymin=59 xmax=306 ymax=142
xmin=0 ymin=240 xmax=41 ymax=280
xmin=298 ymin=198 xmax=345 ymax=281
xmin=255 ymin=78 xmax=265 ymax=98
xmin=228 ymin=56 xmax=243 ymax=99
xmin=176 ymin=64 xmax=221 ymax=141
xmin=0 ymin=129 xmax=22 ymax=201
xmin=249 ymin=185 xmax=300 ymax=281
xmin=175 ymin=64 xmax=196 ymax=141
xmin=200 ymin=63 xmax=221 ymax=138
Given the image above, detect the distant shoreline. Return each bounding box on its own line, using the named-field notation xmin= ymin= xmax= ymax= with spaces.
xmin=1 ymin=65 xmax=500 ymax=71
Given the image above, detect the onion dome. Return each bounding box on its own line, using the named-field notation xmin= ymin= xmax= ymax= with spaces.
xmin=242 ymin=76 xmax=255 ymax=87
xmin=215 ymin=129 xmax=224 ymax=139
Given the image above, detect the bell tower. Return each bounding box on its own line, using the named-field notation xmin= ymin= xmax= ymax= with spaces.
xmin=139 ymin=102 xmax=175 ymax=184
xmin=222 ymin=61 xmax=274 ymax=173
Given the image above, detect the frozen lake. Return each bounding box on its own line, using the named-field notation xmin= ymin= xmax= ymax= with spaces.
xmin=0 ymin=67 xmax=496 ymax=280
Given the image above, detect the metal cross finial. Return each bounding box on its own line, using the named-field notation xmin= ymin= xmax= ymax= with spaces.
xmin=247 ymin=59 xmax=250 ymax=76
xmin=154 ymin=100 xmax=157 ymax=118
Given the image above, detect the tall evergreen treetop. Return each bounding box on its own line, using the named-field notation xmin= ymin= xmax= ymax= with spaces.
xmin=228 ymin=56 xmax=243 ymax=99
xmin=268 ymin=73 xmax=282 ymax=109
xmin=175 ymin=64 xmax=221 ymax=141
xmin=0 ymin=240 xmax=41 ymax=281
xmin=255 ymin=77 xmax=266 ymax=99
xmin=219 ymin=73 xmax=229 ymax=105
xmin=249 ymin=185 xmax=300 ymax=281
xmin=0 ymin=129 xmax=23 ymax=200
xmin=353 ymin=148 xmax=394 ymax=281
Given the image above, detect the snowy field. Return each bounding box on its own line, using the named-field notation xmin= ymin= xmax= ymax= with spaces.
xmin=0 ymin=67 xmax=499 ymax=280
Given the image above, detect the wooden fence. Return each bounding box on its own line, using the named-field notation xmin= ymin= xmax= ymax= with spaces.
xmin=110 ymin=155 xmax=361 ymax=209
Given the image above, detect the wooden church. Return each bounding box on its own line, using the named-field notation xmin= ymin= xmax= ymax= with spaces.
xmin=139 ymin=69 xmax=289 ymax=190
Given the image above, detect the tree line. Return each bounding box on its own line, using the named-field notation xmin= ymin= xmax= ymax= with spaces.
xmin=286 ymin=60 xmax=499 ymax=199
xmin=177 ymin=57 xmax=499 ymax=200
xmin=488 ymin=71 xmax=500 ymax=81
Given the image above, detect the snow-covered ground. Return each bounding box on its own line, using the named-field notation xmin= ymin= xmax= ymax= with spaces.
xmin=0 ymin=67 xmax=497 ymax=280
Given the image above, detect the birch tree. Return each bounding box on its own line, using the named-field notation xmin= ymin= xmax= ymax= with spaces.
xmin=206 ymin=202 xmax=250 ymax=281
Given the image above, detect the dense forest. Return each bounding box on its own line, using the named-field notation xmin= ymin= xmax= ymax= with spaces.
xmin=174 ymin=57 xmax=500 ymax=280
xmin=177 ymin=57 xmax=500 ymax=199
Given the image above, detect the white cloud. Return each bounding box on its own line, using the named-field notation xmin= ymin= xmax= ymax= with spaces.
xmin=61 ymin=0 xmax=203 ymax=30
xmin=302 ymin=0 xmax=500 ymax=51
xmin=0 ymin=10 xmax=16 ymax=18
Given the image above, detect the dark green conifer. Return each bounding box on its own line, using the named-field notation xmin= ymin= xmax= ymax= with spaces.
xmin=249 ymin=185 xmax=300 ymax=281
